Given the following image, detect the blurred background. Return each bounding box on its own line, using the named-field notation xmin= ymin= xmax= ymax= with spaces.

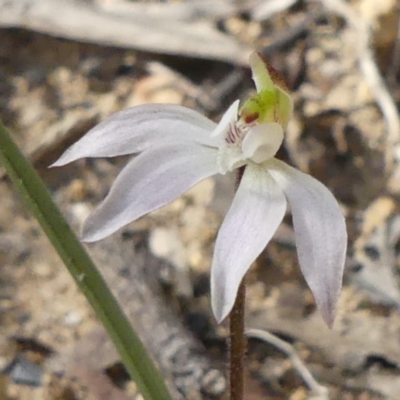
xmin=1 ymin=0 xmax=400 ymax=399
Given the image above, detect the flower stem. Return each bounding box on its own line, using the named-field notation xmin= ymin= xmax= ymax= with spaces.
xmin=228 ymin=165 xmax=247 ymax=400
xmin=229 ymin=277 xmax=246 ymax=400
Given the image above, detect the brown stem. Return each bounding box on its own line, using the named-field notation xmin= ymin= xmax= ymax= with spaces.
xmin=229 ymin=277 xmax=246 ymax=400
xmin=228 ymin=165 xmax=247 ymax=400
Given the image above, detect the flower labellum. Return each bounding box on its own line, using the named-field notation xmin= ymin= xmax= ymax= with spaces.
xmin=52 ymin=52 xmax=347 ymax=327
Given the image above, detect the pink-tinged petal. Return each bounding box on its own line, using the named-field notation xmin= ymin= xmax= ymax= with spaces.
xmin=211 ymin=164 xmax=287 ymax=322
xmin=267 ymin=159 xmax=347 ymax=327
xmin=82 ymin=143 xmax=219 ymax=242
xmin=51 ymin=104 xmax=218 ymax=167
xmin=241 ymin=122 xmax=283 ymax=163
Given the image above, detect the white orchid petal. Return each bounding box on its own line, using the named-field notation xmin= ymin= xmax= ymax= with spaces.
xmin=82 ymin=143 xmax=219 ymax=242
xmin=211 ymin=164 xmax=287 ymax=322
xmin=211 ymin=100 xmax=240 ymax=139
xmin=216 ymin=148 xmax=246 ymax=174
xmin=241 ymin=122 xmax=283 ymax=163
xmin=267 ymin=159 xmax=347 ymax=326
xmin=51 ymin=104 xmax=218 ymax=166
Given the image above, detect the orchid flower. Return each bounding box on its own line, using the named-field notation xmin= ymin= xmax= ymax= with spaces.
xmin=53 ymin=53 xmax=347 ymax=327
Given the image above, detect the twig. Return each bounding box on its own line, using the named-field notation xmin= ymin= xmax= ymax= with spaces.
xmin=100 ymin=0 xmax=238 ymax=22
xmin=0 ymin=0 xmax=250 ymax=64
xmin=319 ymin=0 xmax=400 ymax=170
xmin=251 ymin=0 xmax=299 ymax=21
xmin=246 ymin=328 xmax=330 ymax=399
xmin=387 ymin=8 xmax=400 ymax=85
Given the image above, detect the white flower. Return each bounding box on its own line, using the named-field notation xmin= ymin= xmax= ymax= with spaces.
xmin=52 ymin=53 xmax=347 ymax=327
